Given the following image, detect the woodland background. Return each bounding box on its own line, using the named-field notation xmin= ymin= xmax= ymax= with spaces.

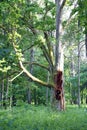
xmin=0 ymin=0 xmax=87 ymax=129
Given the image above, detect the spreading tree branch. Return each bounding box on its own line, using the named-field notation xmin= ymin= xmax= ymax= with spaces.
xmin=9 ymin=71 xmax=24 ymax=82
xmin=23 ymin=61 xmax=49 ymax=71
xmin=13 ymin=42 xmax=54 ymax=88
xmin=19 ymin=60 xmax=54 ymax=88
xmin=22 ymin=44 xmax=35 ymax=54
xmin=40 ymin=44 xmax=54 ymax=71
xmin=60 ymin=0 xmax=67 ymax=11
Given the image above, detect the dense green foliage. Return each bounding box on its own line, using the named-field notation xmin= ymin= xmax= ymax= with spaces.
xmin=0 ymin=0 xmax=87 ymax=111
xmin=0 ymin=0 xmax=87 ymax=129
xmin=0 ymin=105 xmax=87 ymax=130
xmin=0 ymin=0 xmax=55 ymax=107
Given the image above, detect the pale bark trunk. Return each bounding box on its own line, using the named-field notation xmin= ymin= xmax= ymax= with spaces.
xmin=77 ymin=20 xmax=81 ymax=107
xmin=77 ymin=42 xmax=81 ymax=107
xmin=55 ymin=0 xmax=61 ymax=68
xmin=55 ymin=0 xmax=65 ymax=110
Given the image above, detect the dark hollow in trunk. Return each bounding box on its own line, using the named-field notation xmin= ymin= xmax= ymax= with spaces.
xmin=54 ymin=70 xmax=64 ymax=110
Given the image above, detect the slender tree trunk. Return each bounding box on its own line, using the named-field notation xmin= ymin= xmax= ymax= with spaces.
xmin=2 ymin=80 xmax=5 ymax=108
xmin=9 ymin=81 xmax=12 ymax=109
xmin=6 ymin=78 xmax=9 ymax=101
xmin=27 ymin=48 xmax=34 ymax=104
xmin=0 ymin=83 xmax=2 ymax=107
xmin=86 ymin=95 xmax=87 ymax=104
xmin=81 ymin=90 xmax=83 ymax=104
xmin=50 ymin=88 xmax=54 ymax=106
xmin=85 ymin=33 xmax=87 ymax=57
xmin=5 ymin=77 xmax=9 ymax=108
xmin=34 ymin=88 xmax=37 ymax=105
xmin=27 ymin=87 xmax=31 ymax=104
xmin=77 ymin=42 xmax=81 ymax=107
xmin=46 ymin=87 xmax=49 ymax=104
xmin=70 ymin=55 xmax=77 ymax=104
xmin=46 ymin=72 xmax=49 ymax=105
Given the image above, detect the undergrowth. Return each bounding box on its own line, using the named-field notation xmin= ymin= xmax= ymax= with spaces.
xmin=0 ymin=104 xmax=87 ymax=130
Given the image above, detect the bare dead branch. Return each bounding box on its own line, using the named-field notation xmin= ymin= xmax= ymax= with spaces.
xmin=23 ymin=61 xmax=49 ymax=71
xmin=22 ymin=44 xmax=36 ymax=54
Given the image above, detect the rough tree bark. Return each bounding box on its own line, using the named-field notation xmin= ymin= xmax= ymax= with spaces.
xmin=55 ymin=0 xmax=66 ymax=110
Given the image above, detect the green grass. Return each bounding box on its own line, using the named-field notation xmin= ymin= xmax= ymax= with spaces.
xmin=0 ymin=104 xmax=87 ymax=130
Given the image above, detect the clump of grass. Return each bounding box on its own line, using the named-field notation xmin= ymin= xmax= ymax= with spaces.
xmin=0 ymin=104 xmax=87 ymax=130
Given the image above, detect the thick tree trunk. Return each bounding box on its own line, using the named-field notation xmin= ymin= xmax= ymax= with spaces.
xmin=55 ymin=0 xmax=66 ymax=110
xmin=55 ymin=0 xmax=61 ymax=69
xmin=54 ymin=70 xmax=65 ymax=110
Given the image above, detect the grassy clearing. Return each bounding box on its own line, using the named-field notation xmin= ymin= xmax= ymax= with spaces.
xmin=0 ymin=104 xmax=87 ymax=130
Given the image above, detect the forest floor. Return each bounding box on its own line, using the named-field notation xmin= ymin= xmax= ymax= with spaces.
xmin=0 ymin=104 xmax=87 ymax=130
